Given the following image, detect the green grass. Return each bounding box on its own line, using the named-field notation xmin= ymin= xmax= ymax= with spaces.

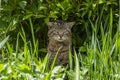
xmin=0 ymin=8 xmax=120 ymax=80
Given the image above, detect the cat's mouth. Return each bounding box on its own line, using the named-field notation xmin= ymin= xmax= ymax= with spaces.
xmin=54 ymin=36 xmax=64 ymax=42
xmin=57 ymin=39 xmax=64 ymax=42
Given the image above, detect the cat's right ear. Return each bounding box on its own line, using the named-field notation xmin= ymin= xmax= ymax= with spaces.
xmin=66 ymin=22 xmax=75 ymax=29
xmin=47 ymin=22 xmax=54 ymax=29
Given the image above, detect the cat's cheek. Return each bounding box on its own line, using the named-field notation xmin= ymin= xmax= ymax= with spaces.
xmin=53 ymin=36 xmax=59 ymax=41
xmin=49 ymin=36 xmax=57 ymax=41
xmin=64 ymin=37 xmax=71 ymax=43
xmin=64 ymin=36 xmax=68 ymax=40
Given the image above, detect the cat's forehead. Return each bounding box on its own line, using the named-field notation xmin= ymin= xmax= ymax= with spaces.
xmin=47 ymin=20 xmax=75 ymax=30
xmin=53 ymin=20 xmax=65 ymax=29
xmin=55 ymin=20 xmax=65 ymax=25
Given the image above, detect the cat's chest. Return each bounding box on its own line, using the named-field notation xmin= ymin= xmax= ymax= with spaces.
xmin=48 ymin=43 xmax=69 ymax=53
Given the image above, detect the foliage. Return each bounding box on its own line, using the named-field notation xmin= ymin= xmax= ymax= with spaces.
xmin=0 ymin=0 xmax=119 ymax=80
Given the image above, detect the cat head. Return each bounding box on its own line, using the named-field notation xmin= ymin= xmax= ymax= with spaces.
xmin=47 ymin=20 xmax=75 ymax=42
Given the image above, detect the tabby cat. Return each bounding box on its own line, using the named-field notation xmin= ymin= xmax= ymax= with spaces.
xmin=47 ymin=20 xmax=75 ymax=67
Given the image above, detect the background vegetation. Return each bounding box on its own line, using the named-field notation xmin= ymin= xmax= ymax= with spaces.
xmin=0 ymin=0 xmax=119 ymax=80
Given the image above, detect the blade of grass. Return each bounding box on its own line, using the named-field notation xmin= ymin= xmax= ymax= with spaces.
xmin=6 ymin=42 xmax=13 ymax=61
xmin=109 ymin=8 xmax=113 ymax=46
xmin=74 ymin=49 xmax=80 ymax=80
xmin=118 ymin=0 xmax=120 ymax=54
xmin=0 ymin=36 xmax=9 ymax=49
xmin=43 ymin=53 xmax=49 ymax=72
xmin=45 ymin=46 xmax=62 ymax=80
xmin=16 ymin=33 xmax=20 ymax=58
xmin=29 ymin=18 xmax=38 ymax=58
xmin=69 ymin=46 xmax=73 ymax=70
xmin=20 ymin=27 xmax=31 ymax=64
xmin=29 ymin=18 xmax=36 ymax=50
xmin=50 ymin=46 xmax=62 ymax=70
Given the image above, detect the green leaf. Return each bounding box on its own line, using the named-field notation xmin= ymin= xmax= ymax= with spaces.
xmin=38 ymin=5 xmax=47 ymax=10
xmin=19 ymin=1 xmax=27 ymax=9
xmin=35 ymin=14 xmax=46 ymax=18
xmin=0 ymin=36 xmax=9 ymax=49
xmin=74 ymin=49 xmax=80 ymax=80
xmin=23 ymin=13 xmax=34 ymax=20
xmin=51 ymin=66 xmax=65 ymax=79
xmin=39 ymin=48 xmax=47 ymax=53
xmin=79 ymin=46 xmax=86 ymax=52
xmin=98 ymin=0 xmax=105 ymax=4
xmin=1 ymin=5 xmax=13 ymax=11
xmin=0 ymin=64 xmax=4 ymax=72
xmin=20 ymin=64 xmax=31 ymax=73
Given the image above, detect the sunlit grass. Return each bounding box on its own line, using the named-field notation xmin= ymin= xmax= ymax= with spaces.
xmin=0 ymin=8 xmax=120 ymax=80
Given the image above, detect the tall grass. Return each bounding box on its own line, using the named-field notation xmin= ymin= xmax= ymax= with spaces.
xmin=76 ymin=8 xmax=120 ymax=80
xmin=0 ymin=7 xmax=120 ymax=80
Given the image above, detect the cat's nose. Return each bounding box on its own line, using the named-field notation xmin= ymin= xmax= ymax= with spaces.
xmin=59 ymin=34 xmax=63 ymax=38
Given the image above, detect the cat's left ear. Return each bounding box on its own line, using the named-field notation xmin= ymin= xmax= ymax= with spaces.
xmin=47 ymin=22 xmax=54 ymax=29
xmin=66 ymin=22 xmax=75 ymax=29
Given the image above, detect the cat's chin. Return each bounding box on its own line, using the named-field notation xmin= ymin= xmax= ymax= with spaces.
xmin=56 ymin=39 xmax=64 ymax=42
xmin=54 ymin=37 xmax=65 ymax=42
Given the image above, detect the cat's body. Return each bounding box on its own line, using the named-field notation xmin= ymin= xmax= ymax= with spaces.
xmin=47 ymin=20 xmax=75 ymax=66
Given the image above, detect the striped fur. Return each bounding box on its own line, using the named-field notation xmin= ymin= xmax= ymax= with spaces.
xmin=47 ymin=20 xmax=75 ymax=67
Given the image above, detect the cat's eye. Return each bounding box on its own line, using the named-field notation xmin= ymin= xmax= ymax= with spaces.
xmin=56 ymin=32 xmax=59 ymax=34
xmin=63 ymin=31 xmax=69 ymax=34
xmin=53 ymin=32 xmax=58 ymax=35
xmin=53 ymin=32 xmax=56 ymax=35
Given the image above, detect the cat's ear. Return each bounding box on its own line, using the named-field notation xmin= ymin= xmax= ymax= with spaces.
xmin=66 ymin=22 xmax=75 ymax=29
xmin=47 ymin=22 xmax=54 ymax=29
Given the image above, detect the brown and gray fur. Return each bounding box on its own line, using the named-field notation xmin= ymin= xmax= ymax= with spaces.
xmin=47 ymin=20 xmax=75 ymax=67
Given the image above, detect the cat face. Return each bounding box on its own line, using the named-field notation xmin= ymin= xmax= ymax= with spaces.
xmin=47 ymin=20 xmax=75 ymax=42
xmin=51 ymin=29 xmax=70 ymax=42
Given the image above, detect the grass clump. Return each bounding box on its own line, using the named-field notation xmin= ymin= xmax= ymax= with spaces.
xmin=0 ymin=0 xmax=119 ymax=80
